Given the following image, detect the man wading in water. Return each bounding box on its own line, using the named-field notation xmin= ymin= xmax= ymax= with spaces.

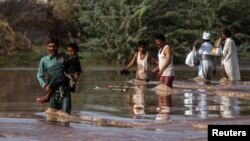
xmin=37 ymin=37 xmax=72 ymax=114
xmin=36 ymin=42 xmax=82 ymax=103
xmin=153 ymin=34 xmax=175 ymax=89
xmin=121 ymin=40 xmax=158 ymax=83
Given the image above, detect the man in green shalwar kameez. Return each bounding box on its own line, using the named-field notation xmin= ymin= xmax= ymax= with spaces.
xmin=37 ymin=37 xmax=71 ymax=114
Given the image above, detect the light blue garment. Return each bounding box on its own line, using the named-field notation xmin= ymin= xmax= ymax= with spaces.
xmin=198 ymin=42 xmax=213 ymax=55
xmin=197 ymin=42 xmax=214 ymax=80
xmin=37 ymin=55 xmax=63 ymax=88
xmin=198 ymin=59 xmax=213 ymax=80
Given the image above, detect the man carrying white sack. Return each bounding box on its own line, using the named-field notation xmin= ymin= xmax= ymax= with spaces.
xmin=196 ymin=32 xmax=214 ymax=82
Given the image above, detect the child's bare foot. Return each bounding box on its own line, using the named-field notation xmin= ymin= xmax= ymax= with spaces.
xmin=36 ymin=96 xmax=49 ymax=103
xmin=36 ymin=86 xmax=52 ymax=103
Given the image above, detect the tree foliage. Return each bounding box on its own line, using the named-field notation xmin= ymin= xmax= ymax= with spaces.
xmin=50 ymin=0 xmax=250 ymax=64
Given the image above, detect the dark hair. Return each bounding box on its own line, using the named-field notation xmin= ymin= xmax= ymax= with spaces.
xmin=193 ymin=39 xmax=203 ymax=50
xmin=67 ymin=42 xmax=79 ymax=52
xmin=222 ymin=28 xmax=232 ymax=37
xmin=47 ymin=37 xmax=59 ymax=46
xmin=155 ymin=34 xmax=166 ymax=42
xmin=137 ymin=40 xmax=146 ymax=47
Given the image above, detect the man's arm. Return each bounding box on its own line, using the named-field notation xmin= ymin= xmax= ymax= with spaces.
xmin=37 ymin=58 xmax=47 ymax=88
xmin=124 ymin=52 xmax=138 ymax=70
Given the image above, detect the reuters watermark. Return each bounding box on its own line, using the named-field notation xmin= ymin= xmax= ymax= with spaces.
xmin=208 ymin=125 xmax=249 ymax=140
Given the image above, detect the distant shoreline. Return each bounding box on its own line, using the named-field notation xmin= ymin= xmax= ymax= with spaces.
xmin=0 ymin=64 xmax=250 ymax=71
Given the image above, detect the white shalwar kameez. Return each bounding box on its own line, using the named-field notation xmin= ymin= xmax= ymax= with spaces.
xmin=219 ymin=38 xmax=241 ymax=81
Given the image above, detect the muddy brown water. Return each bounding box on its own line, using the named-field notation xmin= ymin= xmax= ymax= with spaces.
xmin=0 ymin=65 xmax=250 ymax=141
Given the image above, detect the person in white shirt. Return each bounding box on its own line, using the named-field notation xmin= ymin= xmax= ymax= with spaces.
xmin=153 ymin=34 xmax=175 ymax=88
xmin=196 ymin=32 xmax=215 ymax=82
xmin=214 ymin=28 xmax=241 ymax=82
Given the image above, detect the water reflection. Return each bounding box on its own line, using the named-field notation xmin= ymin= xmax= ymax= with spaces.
xmin=132 ymin=85 xmax=146 ymax=116
xmin=208 ymin=94 xmax=220 ymax=117
xmin=0 ymin=70 xmax=45 ymax=115
xmin=155 ymin=89 xmax=172 ymax=121
xmin=220 ymin=96 xmax=240 ymax=118
xmin=183 ymin=92 xmax=240 ymax=118
xmin=184 ymin=93 xmax=196 ymax=116
xmin=196 ymin=93 xmax=209 ymax=119
xmin=131 ymin=85 xmax=173 ymax=121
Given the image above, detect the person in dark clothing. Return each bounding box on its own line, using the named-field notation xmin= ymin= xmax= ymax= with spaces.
xmin=63 ymin=43 xmax=82 ymax=92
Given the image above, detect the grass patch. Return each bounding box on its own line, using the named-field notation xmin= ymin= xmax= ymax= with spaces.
xmin=78 ymin=51 xmax=111 ymax=65
xmin=0 ymin=50 xmax=41 ymax=67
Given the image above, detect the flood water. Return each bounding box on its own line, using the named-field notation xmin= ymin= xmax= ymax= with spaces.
xmin=0 ymin=66 xmax=250 ymax=141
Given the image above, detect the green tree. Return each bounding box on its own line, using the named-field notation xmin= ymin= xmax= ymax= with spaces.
xmin=50 ymin=0 xmax=250 ymax=64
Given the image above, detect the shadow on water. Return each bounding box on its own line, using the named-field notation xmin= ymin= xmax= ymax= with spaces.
xmin=1 ymin=66 xmax=250 ymax=140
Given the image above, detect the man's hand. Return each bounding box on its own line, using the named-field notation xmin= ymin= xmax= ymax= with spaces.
xmin=60 ymin=56 xmax=64 ymax=63
xmin=152 ymin=67 xmax=159 ymax=73
xmin=157 ymin=69 xmax=163 ymax=77
xmin=120 ymin=69 xmax=130 ymax=75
